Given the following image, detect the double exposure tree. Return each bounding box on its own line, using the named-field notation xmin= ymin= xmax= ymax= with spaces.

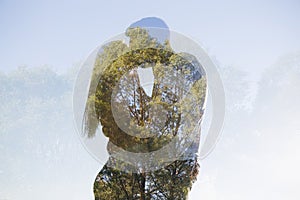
xmin=84 ymin=27 xmax=206 ymax=200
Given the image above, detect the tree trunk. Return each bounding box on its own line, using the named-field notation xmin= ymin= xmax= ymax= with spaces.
xmin=139 ymin=172 xmax=146 ymax=200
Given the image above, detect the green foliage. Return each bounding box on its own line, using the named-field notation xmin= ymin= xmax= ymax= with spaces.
xmin=94 ymin=157 xmax=199 ymax=200
xmin=84 ymin=27 xmax=206 ymax=199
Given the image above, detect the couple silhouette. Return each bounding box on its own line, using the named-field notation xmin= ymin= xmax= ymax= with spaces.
xmin=82 ymin=17 xmax=207 ymax=200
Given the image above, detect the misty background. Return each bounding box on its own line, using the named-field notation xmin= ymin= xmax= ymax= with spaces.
xmin=1 ymin=0 xmax=300 ymax=199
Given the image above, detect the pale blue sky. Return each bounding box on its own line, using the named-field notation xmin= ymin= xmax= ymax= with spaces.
xmin=1 ymin=0 xmax=299 ymax=76
xmin=1 ymin=1 xmax=300 ymax=199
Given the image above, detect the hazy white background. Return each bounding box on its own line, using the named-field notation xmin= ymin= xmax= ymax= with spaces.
xmin=0 ymin=0 xmax=300 ymax=199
